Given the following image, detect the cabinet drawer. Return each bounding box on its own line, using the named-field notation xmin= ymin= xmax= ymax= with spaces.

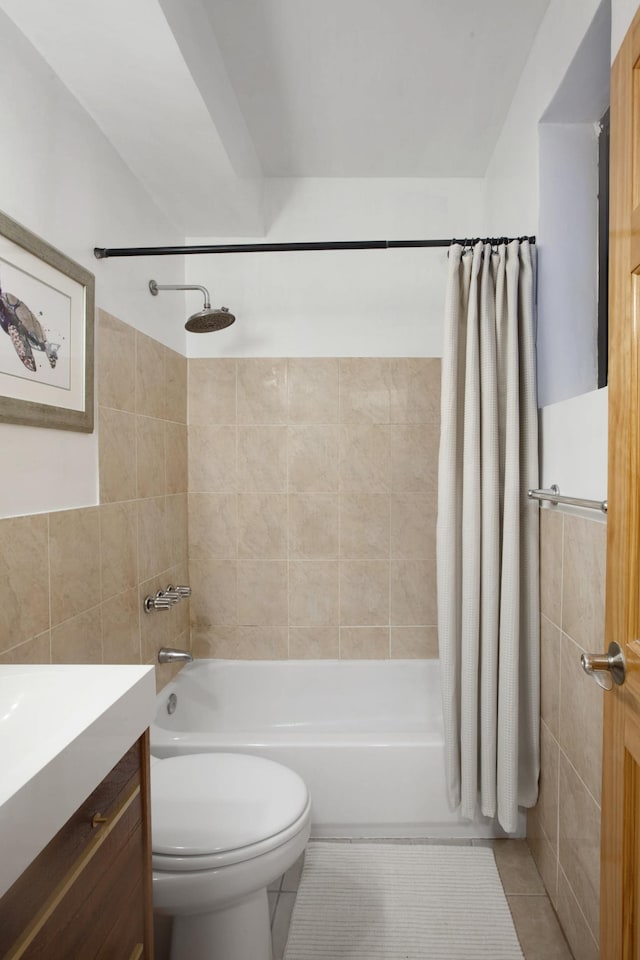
xmin=9 ymin=789 xmax=144 ymax=960
xmin=0 ymin=738 xmax=148 ymax=960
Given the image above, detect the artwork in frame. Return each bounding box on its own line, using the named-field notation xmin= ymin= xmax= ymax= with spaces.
xmin=0 ymin=210 xmax=94 ymax=432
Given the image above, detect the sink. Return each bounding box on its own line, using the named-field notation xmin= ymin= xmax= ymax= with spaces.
xmin=0 ymin=667 xmax=114 ymax=804
xmin=0 ymin=664 xmax=155 ymax=898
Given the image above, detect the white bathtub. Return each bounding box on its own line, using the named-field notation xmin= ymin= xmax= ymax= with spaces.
xmin=151 ymin=659 xmax=510 ymax=839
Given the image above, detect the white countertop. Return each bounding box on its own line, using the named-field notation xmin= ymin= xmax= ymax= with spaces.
xmin=0 ymin=664 xmax=156 ymax=898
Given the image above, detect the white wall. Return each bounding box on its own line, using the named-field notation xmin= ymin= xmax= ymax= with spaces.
xmin=3 ymin=0 xmax=632 ymax=515
xmin=535 ymin=0 xmax=609 ymax=406
xmin=484 ymin=0 xmax=609 ymax=498
xmin=533 ymin=0 xmax=637 ymax=500
xmin=537 ymin=123 xmax=599 ymax=406
xmin=186 ymin=177 xmax=486 ymax=358
xmin=540 ymin=387 xmax=608 ymax=503
xmin=484 ymin=0 xmax=603 ymax=235
xmin=0 ymin=12 xmax=186 ymax=519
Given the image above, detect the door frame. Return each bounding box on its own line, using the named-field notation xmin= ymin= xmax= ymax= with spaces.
xmin=601 ymin=6 xmax=640 ymax=957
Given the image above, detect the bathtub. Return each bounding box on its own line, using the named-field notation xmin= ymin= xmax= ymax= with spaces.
xmin=151 ymin=659 xmax=511 ymax=839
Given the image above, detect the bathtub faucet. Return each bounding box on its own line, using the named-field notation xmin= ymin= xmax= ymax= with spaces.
xmin=158 ymin=647 xmax=193 ymax=664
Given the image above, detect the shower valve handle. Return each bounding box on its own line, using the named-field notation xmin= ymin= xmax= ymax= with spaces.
xmin=165 ymin=584 xmax=191 ymax=602
xmin=163 ymin=589 xmax=182 ymax=604
xmin=144 ymin=591 xmax=172 ymax=613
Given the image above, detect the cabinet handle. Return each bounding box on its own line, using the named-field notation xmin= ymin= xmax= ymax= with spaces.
xmin=91 ymin=812 xmax=108 ymax=829
xmin=129 ymin=945 xmax=144 ymax=960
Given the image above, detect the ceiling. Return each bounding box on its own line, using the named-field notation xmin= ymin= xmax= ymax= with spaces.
xmin=203 ymin=0 xmax=551 ymax=177
xmin=0 ymin=0 xmax=551 ymax=234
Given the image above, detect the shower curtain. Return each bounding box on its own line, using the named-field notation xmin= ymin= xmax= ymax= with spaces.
xmin=437 ymin=239 xmax=539 ymax=834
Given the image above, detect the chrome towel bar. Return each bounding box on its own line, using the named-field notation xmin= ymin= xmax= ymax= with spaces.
xmin=527 ymin=484 xmax=607 ymax=514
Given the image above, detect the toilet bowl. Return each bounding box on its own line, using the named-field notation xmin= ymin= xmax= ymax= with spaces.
xmin=151 ymin=752 xmax=311 ymax=960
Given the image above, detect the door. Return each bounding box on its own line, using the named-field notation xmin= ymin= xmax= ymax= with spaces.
xmin=601 ymin=6 xmax=640 ymax=958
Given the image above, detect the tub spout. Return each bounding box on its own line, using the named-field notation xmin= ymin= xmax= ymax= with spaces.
xmin=158 ymin=647 xmax=193 ymax=664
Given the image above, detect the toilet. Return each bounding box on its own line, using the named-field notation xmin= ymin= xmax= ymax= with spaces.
xmin=151 ymin=753 xmax=311 ymax=960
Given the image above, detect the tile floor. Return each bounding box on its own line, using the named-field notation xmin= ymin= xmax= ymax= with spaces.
xmin=269 ymin=839 xmax=574 ymax=960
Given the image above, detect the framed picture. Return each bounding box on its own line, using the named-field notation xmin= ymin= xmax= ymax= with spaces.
xmin=0 ymin=210 xmax=94 ymax=432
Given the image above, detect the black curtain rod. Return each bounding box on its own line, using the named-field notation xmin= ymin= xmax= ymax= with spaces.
xmin=93 ymin=236 xmax=535 ymax=259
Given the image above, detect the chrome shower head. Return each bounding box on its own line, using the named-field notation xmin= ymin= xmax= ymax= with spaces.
xmin=148 ymin=280 xmax=236 ymax=333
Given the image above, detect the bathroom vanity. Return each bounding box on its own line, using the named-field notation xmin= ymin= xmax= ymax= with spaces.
xmin=0 ymin=665 xmax=156 ymax=959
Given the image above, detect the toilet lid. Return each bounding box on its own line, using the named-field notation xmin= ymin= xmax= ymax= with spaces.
xmin=151 ymin=753 xmax=309 ymax=857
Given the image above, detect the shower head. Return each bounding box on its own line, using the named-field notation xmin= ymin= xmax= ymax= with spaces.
xmin=148 ymin=280 xmax=235 ymax=333
xmin=185 ymin=306 xmax=235 ymax=333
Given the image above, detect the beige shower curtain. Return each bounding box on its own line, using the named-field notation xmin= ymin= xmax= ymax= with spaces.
xmin=437 ymin=239 xmax=539 ymax=833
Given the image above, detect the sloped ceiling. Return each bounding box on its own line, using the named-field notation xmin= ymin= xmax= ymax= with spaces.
xmin=203 ymin=0 xmax=551 ymax=177
xmin=0 ymin=0 xmax=550 ymax=235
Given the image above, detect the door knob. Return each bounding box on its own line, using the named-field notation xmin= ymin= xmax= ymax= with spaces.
xmin=581 ymin=641 xmax=626 ymax=690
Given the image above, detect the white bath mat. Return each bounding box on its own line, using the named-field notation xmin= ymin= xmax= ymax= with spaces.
xmin=283 ymin=843 xmax=524 ymax=960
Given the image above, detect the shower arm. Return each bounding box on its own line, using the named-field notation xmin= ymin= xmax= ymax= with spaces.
xmin=149 ymin=280 xmax=211 ymax=308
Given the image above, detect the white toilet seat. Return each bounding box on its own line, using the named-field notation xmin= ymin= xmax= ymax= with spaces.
xmin=152 ymin=796 xmax=311 ymax=872
xmin=151 ymin=752 xmax=310 ymax=869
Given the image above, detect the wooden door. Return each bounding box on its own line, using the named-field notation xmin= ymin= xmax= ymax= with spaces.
xmin=601 ymin=6 xmax=640 ymax=958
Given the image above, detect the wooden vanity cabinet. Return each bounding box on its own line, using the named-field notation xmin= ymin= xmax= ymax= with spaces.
xmin=0 ymin=732 xmax=153 ymax=960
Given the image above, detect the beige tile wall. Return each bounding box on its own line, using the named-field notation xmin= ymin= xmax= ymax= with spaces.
xmin=527 ymin=507 xmax=605 ymax=960
xmin=1 ymin=347 xmax=437 ymax=672
xmin=188 ymin=358 xmax=440 ymax=659
xmin=0 ymin=310 xmax=190 ymax=689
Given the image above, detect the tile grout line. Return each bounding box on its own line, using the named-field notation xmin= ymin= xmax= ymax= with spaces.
xmin=338 ymin=360 xmax=342 ymax=659
xmin=186 ymin=358 xmax=192 ymax=654
xmin=234 ymin=360 xmax=239 ymax=653
xmin=388 ymin=465 xmax=392 ymax=657
xmin=286 ymin=360 xmax=291 ymax=659
xmin=46 ymin=513 xmax=52 ymax=663
xmin=385 ymin=368 xmax=391 ymax=660
xmin=506 ymin=892 xmax=549 ymax=898
xmin=557 ymin=861 xmax=599 ymax=950
xmin=271 ymin=889 xmax=280 ymax=929
xmin=555 ymin=510 xmax=564 ymax=900
xmin=97 ymin=504 xmax=104 ymax=664
xmin=133 ymin=338 xmax=143 ymax=665
xmin=0 ymin=631 xmax=50 ymax=659
xmin=558 ymin=747 xmax=602 ymax=810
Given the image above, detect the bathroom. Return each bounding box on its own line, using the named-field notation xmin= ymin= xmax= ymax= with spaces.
xmin=0 ymin=0 xmax=635 ymax=958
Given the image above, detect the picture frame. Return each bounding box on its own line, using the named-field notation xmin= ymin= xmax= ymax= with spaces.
xmin=0 ymin=210 xmax=94 ymax=433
